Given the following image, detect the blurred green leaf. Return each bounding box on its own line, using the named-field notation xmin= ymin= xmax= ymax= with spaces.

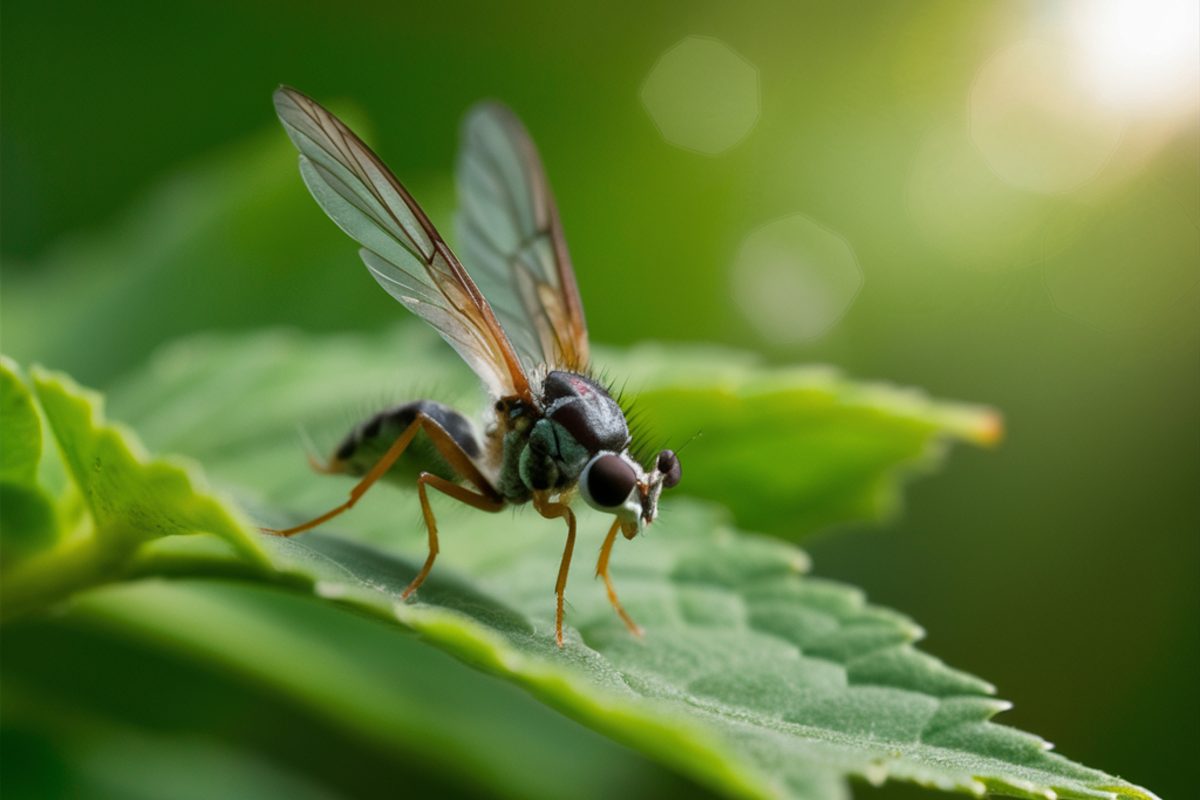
xmin=0 ymin=357 xmax=57 ymax=560
xmin=0 ymin=483 xmax=58 ymax=562
xmin=31 ymin=365 xmax=267 ymax=559
xmin=605 ymin=343 xmax=1000 ymax=537
xmin=2 ymin=581 xmax=706 ymax=800
xmin=0 ymin=355 xmax=42 ymax=483
xmin=0 ymin=363 xmax=268 ymax=619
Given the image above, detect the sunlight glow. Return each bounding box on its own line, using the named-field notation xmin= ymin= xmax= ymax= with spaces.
xmin=1067 ymin=0 xmax=1200 ymax=115
xmin=968 ymin=1 xmax=1198 ymax=195
xmin=969 ymin=41 xmax=1125 ymax=195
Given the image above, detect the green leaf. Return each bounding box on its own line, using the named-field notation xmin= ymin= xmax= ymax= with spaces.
xmin=0 ymin=484 xmax=58 ymax=561
xmin=0 ymin=357 xmax=57 ymax=560
xmin=99 ymin=502 xmax=1157 ymax=800
xmin=2 ymin=580 xmax=710 ymax=800
xmin=0 ymin=356 xmax=42 ymax=484
xmin=93 ymin=330 xmax=1151 ymax=800
xmin=109 ymin=326 xmax=1000 ymax=540
xmin=243 ymin=511 xmax=1155 ymax=800
xmin=0 ymin=363 xmax=269 ymax=619
xmin=30 ymin=367 xmax=266 ymax=558
xmin=604 ymin=344 xmax=1001 ymax=537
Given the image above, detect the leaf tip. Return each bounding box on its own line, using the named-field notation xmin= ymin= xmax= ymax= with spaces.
xmin=975 ymin=409 xmax=1004 ymax=447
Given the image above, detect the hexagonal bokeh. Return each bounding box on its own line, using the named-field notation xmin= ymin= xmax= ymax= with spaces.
xmin=640 ymin=36 xmax=760 ymax=155
xmin=731 ymin=214 xmax=864 ymax=344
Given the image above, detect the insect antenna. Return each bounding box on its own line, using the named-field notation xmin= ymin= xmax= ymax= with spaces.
xmin=673 ymin=429 xmax=703 ymax=456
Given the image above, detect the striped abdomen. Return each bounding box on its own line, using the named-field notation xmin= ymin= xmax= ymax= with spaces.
xmin=330 ymin=400 xmax=482 ymax=484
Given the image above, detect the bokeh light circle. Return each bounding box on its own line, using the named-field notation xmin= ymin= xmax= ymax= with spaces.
xmin=640 ymin=36 xmax=760 ymax=155
xmin=730 ymin=214 xmax=863 ymax=344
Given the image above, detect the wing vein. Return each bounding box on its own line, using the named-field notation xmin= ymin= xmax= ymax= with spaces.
xmin=275 ymin=86 xmax=532 ymax=402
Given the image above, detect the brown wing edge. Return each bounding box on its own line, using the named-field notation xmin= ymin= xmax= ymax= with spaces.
xmin=473 ymin=102 xmax=591 ymax=372
xmin=276 ymin=86 xmax=535 ymax=403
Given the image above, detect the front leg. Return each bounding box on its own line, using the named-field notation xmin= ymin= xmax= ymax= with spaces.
xmin=532 ymin=491 xmax=576 ymax=648
xmin=596 ymin=518 xmax=643 ymax=637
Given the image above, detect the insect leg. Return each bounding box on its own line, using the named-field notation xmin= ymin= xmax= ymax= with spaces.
xmin=262 ymin=417 xmax=424 ymax=537
xmin=264 ymin=410 xmax=502 ymax=538
xmin=405 ymin=472 xmax=504 ymax=599
xmin=533 ymin=493 xmax=577 ymax=648
xmin=596 ymin=518 xmax=643 ymax=637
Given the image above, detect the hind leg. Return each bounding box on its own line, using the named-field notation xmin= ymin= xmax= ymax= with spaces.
xmin=262 ymin=416 xmax=425 ymax=537
xmin=264 ymin=409 xmax=502 ymax=538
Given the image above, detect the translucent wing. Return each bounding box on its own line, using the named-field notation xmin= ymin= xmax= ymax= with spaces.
xmin=456 ymin=103 xmax=590 ymax=375
xmin=274 ymin=86 xmax=532 ymax=401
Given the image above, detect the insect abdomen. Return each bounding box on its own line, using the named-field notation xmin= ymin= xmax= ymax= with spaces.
xmin=331 ymin=400 xmax=480 ymax=483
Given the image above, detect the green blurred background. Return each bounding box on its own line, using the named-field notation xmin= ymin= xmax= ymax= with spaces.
xmin=2 ymin=1 xmax=1195 ymax=798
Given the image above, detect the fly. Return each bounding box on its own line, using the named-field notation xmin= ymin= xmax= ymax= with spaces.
xmin=266 ymin=87 xmax=682 ymax=646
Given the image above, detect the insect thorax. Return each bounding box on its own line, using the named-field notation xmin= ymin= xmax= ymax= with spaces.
xmin=498 ymin=371 xmax=631 ymax=502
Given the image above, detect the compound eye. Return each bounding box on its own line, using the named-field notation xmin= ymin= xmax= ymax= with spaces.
xmin=585 ymin=454 xmax=637 ymax=508
xmin=656 ymin=449 xmax=682 ymax=489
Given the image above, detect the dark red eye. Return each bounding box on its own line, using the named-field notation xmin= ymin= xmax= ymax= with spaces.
xmin=586 ymin=454 xmax=636 ymax=507
xmin=657 ymin=449 xmax=682 ymax=488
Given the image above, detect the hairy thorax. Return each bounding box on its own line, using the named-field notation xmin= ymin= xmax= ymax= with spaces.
xmin=494 ymin=371 xmax=631 ymax=503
